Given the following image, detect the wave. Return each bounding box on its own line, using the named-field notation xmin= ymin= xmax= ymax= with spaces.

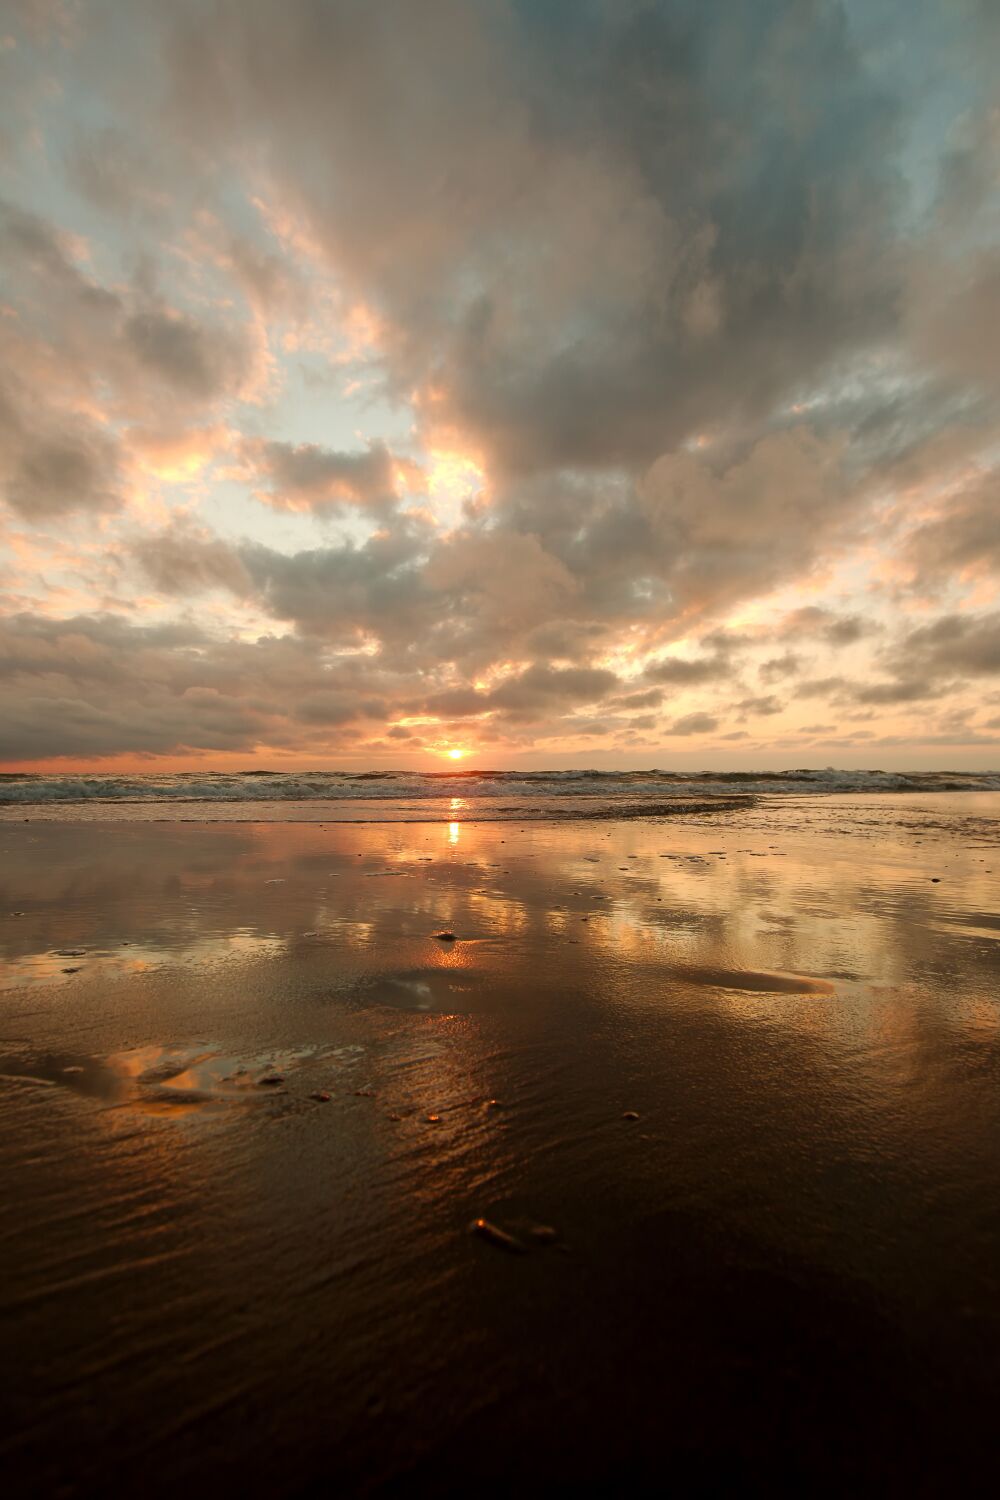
xmin=2 ymin=767 xmax=999 ymax=805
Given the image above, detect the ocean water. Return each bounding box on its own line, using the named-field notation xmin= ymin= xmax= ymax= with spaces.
xmin=2 ymin=765 xmax=999 ymax=821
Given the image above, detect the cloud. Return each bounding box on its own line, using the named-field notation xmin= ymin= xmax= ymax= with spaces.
xmin=736 ymin=695 xmax=784 ymax=717
xmin=1 ymin=2 xmax=999 ymax=764
xmin=0 ymin=611 xmax=416 ymax=759
xmin=887 ymin=613 xmax=1000 ymax=681
xmin=487 ymin=664 xmax=620 ymax=717
xmin=241 ymin=438 xmax=414 ymax=513
xmin=123 ymin=307 xmax=250 ymax=400
xmin=645 ymin=653 xmax=731 ymax=685
xmin=901 ymin=476 xmax=1000 ymax=587
xmin=851 ymin=677 xmax=948 ymax=705
xmin=0 ymin=381 xmax=123 ymax=517
xmin=759 ymin=653 xmax=802 ymax=683
xmin=129 ymin=521 xmax=253 ymax=596
xmin=779 ymin=608 xmax=876 ymax=647
xmin=667 ymin=712 xmax=719 ymax=736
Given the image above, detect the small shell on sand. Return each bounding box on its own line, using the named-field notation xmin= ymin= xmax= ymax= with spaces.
xmin=622 ymin=1110 xmax=640 ymax=1121
xmin=470 ymin=1218 xmax=527 ymax=1254
xmin=426 ymin=1113 xmax=442 ymax=1123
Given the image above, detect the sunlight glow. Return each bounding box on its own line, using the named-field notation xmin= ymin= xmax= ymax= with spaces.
xmin=446 ymin=747 xmax=467 ymax=760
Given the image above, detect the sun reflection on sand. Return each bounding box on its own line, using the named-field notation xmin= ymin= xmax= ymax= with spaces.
xmin=1 ymin=804 xmax=998 ymax=1071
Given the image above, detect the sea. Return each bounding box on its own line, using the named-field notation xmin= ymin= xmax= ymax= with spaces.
xmin=3 ymin=766 xmax=1000 ymax=821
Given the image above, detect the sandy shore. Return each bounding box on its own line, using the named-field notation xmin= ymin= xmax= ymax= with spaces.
xmin=2 ymin=802 xmax=999 ymax=1494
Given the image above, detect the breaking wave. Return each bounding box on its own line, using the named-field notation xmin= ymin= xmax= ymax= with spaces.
xmin=2 ymin=767 xmax=999 ymax=806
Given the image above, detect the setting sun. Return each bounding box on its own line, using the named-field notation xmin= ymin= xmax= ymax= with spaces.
xmin=446 ymin=747 xmax=467 ymax=761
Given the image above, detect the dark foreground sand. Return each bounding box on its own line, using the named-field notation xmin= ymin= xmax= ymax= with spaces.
xmin=2 ymin=799 xmax=999 ymax=1495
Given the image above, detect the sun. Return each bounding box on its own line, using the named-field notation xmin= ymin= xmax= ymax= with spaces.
xmin=446 ymin=747 xmax=467 ymax=761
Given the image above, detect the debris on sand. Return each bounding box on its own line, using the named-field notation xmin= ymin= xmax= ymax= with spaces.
xmin=433 ymin=930 xmax=457 ymax=941
xmin=311 ymin=1090 xmax=331 ymax=1102
xmin=622 ymin=1110 xmax=640 ymax=1121
xmin=528 ymin=1224 xmax=559 ymax=1245
xmin=258 ymin=1073 xmax=284 ymax=1087
xmin=470 ymin=1218 xmax=527 ymax=1254
xmin=426 ymin=1113 xmax=442 ymax=1123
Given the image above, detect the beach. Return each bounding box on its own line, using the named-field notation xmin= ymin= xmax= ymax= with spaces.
xmin=2 ymin=790 xmax=999 ymax=1494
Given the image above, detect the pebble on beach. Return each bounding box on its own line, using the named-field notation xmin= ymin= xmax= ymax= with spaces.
xmin=622 ymin=1110 xmax=640 ymax=1121
xmin=470 ymin=1218 xmax=528 ymax=1255
xmin=433 ymin=930 xmax=457 ymax=941
xmin=258 ymin=1074 xmax=284 ymax=1087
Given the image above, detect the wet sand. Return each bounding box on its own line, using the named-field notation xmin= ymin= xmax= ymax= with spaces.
xmin=2 ymin=799 xmax=999 ymax=1495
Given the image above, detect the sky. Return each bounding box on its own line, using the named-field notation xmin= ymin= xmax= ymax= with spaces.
xmin=0 ymin=0 xmax=998 ymax=773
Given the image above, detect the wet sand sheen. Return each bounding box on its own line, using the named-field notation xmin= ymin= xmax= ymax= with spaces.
xmin=1 ymin=802 xmax=999 ymax=1495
